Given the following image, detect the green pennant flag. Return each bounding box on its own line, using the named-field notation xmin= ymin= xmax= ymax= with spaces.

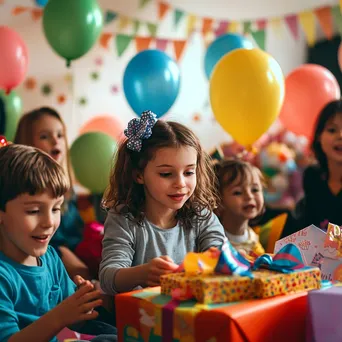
xmin=105 ymin=10 xmax=117 ymax=25
xmin=116 ymin=34 xmax=133 ymax=57
xmin=331 ymin=5 xmax=342 ymax=36
xmin=251 ymin=30 xmax=266 ymax=50
xmin=174 ymin=9 xmax=184 ymax=27
xmin=139 ymin=0 xmax=152 ymax=9
xmin=243 ymin=21 xmax=252 ymax=34
xmin=133 ymin=20 xmax=141 ymax=34
xmin=147 ymin=23 xmax=158 ymax=37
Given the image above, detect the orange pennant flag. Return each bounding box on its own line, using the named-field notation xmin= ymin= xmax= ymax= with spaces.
xmin=315 ymin=6 xmax=333 ymax=40
xmin=12 ymin=6 xmax=29 ymax=15
xmin=158 ymin=1 xmax=170 ymax=20
xmin=100 ymin=33 xmax=113 ymax=49
xmin=135 ymin=36 xmax=153 ymax=52
xmin=31 ymin=9 xmax=43 ymax=21
xmin=202 ymin=18 xmax=214 ymax=36
xmin=173 ymin=40 xmax=187 ymax=61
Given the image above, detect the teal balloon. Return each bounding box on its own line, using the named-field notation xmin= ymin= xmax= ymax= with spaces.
xmin=0 ymin=90 xmax=22 ymax=141
xmin=70 ymin=132 xmax=116 ymax=194
xmin=42 ymin=0 xmax=103 ymax=66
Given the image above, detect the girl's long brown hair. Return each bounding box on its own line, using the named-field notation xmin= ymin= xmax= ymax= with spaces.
xmin=103 ymin=120 xmax=218 ymax=229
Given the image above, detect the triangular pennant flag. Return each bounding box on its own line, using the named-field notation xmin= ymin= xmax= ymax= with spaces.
xmin=158 ymin=1 xmax=170 ymax=20
xmin=285 ymin=14 xmax=299 ymax=39
xmin=31 ymin=8 xmax=42 ymax=21
xmin=118 ymin=16 xmax=130 ymax=30
xmin=105 ymin=10 xmax=117 ymax=25
xmin=147 ymin=23 xmax=158 ymax=37
xmin=202 ymin=18 xmax=214 ymax=36
xmin=139 ymin=0 xmax=152 ymax=9
xmin=12 ymin=6 xmax=29 ymax=15
xmin=173 ymin=40 xmax=187 ymax=61
xmin=116 ymin=34 xmax=133 ymax=57
xmin=187 ymin=15 xmax=197 ymax=36
xmin=174 ymin=9 xmax=185 ymax=27
xmin=135 ymin=36 xmax=153 ymax=52
xmin=256 ymin=19 xmax=267 ymax=30
xmin=298 ymin=11 xmax=316 ymax=46
xmin=133 ymin=20 xmax=141 ymax=34
xmin=251 ymin=30 xmax=266 ymax=50
xmin=228 ymin=21 xmax=239 ymax=33
xmin=270 ymin=17 xmax=282 ymax=36
xmin=243 ymin=21 xmax=252 ymax=34
xmin=156 ymin=38 xmax=169 ymax=51
xmin=315 ymin=7 xmax=333 ymax=40
xmin=100 ymin=33 xmax=113 ymax=49
xmin=331 ymin=6 xmax=342 ymax=36
xmin=215 ymin=20 xmax=229 ymax=37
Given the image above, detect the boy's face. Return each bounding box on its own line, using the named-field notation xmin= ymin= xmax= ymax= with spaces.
xmin=0 ymin=191 xmax=64 ymax=266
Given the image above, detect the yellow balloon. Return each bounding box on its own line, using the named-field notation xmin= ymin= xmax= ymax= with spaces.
xmin=210 ymin=48 xmax=284 ymax=147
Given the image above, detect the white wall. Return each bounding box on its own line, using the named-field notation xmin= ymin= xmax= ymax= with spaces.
xmin=0 ymin=0 xmax=339 ymax=151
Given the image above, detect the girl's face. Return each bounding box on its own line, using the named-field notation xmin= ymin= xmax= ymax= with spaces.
xmin=220 ymin=170 xmax=264 ymax=222
xmin=320 ymin=113 xmax=342 ymax=165
xmin=32 ymin=114 xmax=67 ymax=165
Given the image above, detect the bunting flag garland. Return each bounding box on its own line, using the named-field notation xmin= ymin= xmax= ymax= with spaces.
xmin=158 ymin=1 xmax=170 ymax=20
xmin=298 ymin=11 xmax=316 ymax=46
xmin=315 ymin=7 xmax=333 ymax=40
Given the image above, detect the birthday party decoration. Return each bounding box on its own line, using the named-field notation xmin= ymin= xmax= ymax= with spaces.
xmin=70 ymin=132 xmax=117 ymax=193
xmin=0 ymin=136 xmax=8 ymax=147
xmin=279 ymin=64 xmax=340 ymax=139
xmin=0 ymin=26 xmax=28 ymax=94
xmin=42 ymin=0 xmax=103 ymax=67
xmin=210 ymin=48 xmax=284 ymax=147
xmin=204 ymin=33 xmax=254 ymax=79
xmin=123 ymin=50 xmax=180 ymax=118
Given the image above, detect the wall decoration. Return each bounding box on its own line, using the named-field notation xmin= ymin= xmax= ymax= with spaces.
xmin=90 ymin=71 xmax=100 ymax=81
xmin=41 ymin=83 xmax=52 ymax=96
xmin=94 ymin=56 xmax=103 ymax=66
xmin=78 ymin=97 xmax=88 ymax=106
xmin=24 ymin=77 xmax=37 ymax=90
xmin=57 ymin=94 xmax=66 ymax=104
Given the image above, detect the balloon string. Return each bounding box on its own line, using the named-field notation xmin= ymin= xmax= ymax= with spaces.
xmin=66 ymin=60 xmax=71 ymax=68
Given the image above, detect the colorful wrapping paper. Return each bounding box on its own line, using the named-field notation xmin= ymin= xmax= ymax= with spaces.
xmin=116 ymin=286 xmax=308 ymax=342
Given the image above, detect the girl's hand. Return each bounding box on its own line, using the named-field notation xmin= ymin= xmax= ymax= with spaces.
xmin=145 ymin=256 xmax=178 ymax=287
xmin=51 ymin=281 xmax=103 ymax=327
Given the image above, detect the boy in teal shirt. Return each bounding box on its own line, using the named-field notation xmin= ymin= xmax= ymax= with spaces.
xmin=0 ymin=144 xmax=116 ymax=342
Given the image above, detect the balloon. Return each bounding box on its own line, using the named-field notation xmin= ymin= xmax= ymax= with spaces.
xmin=43 ymin=0 xmax=103 ymax=66
xmin=123 ymin=50 xmax=180 ymax=118
xmin=70 ymin=132 xmax=117 ymax=194
xmin=35 ymin=0 xmax=49 ymax=6
xmin=0 ymin=90 xmax=23 ymax=141
xmin=0 ymin=26 xmax=29 ymax=93
xmin=338 ymin=43 xmax=342 ymax=72
xmin=79 ymin=115 xmax=125 ymax=142
xmin=279 ymin=64 xmax=340 ymax=139
xmin=204 ymin=34 xmax=254 ymax=79
xmin=210 ymin=48 xmax=285 ymax=147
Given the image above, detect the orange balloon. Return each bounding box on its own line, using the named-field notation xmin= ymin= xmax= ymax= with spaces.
xmin=79 ymin=115 xmax=124 ymax=141
xmin=279 ymin=64 xmax=340 ymax=139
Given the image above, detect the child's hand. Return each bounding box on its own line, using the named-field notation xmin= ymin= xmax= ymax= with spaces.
xmin=52 ymin=281 xmax=103 ymax=327
xmin=145 ymin=256 xmax=178 ymax=287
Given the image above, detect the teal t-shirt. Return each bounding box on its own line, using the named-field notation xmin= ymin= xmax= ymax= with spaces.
xmin=0 ymin=246 xmax=76 ymax=342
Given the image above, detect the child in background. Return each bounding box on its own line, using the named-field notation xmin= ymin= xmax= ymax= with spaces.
xmin=215 ymin=159 xmax=265 ymax=258
xmin=14 ymin=107 xmax=91 ymax=280
xmin=295 ymin=100 xmax=342 ymax=230
xmin=99 ymin=110 xmax=225 ymax=295
xmin=0 ymin=144 xmax=116 ymax=342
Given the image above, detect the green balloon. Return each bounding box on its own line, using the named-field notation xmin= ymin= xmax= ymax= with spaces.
xmin=0 ymin=90 xmax=23 ymax=142
xmin=42 ymin=0 xmax=103 ymax=66
xmin=70 ymin=132 xmax=117 ymax=194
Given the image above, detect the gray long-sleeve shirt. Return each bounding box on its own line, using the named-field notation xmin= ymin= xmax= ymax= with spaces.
xmin=99 ymin=209 xmax=225 ymax=295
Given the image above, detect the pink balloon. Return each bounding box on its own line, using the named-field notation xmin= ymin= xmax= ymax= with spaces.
xmin=0 ymin=26 xmax=29 ymax=93
xmin=79 ymin=115 xmax=125 ymax=142
xmin=279 ymin=64 xmax=340 ymax=139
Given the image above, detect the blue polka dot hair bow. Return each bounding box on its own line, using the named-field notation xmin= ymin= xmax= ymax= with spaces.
xmin=124 ymin=110 xmax=157 ymax=152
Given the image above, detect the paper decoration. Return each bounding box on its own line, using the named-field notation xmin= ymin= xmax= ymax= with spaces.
xmin=133 ymin=20 xmax=141 ymax=34
xmin=315 ymin=7 xmax=333 ymax=40
xmin=256 ymin=19 xmax=267 ymax=31
xmin=299 ymin=11 xmax=316 ymax=46
xmin=192 ymin=113 xmax=201 ymax=122
xmin=78 ymin=97 xmax=88 ymax=106
xmin=202 ymin=18 xmax=214 ymax=36
xmin=215 ymin=21 xmax=229 ymax=37
xmin=228 ymin=21 xmax=239 ymax=33
xmin=41 ymin=83 xmax=52 ymax=96
xmin=187 ymin=15 xmax=197 ymax=36
xmin=116 ymin=34 xmax=133 ymax=57
xmin=156 ymin=38 xmax=168 ymax=51
xmin=251 ymin=30 xmax=266 ymax=50
xmin=94 ymin=57 xmax=103 ymax=66
xmin=158 ymin=2 xmax=170 ymax=20
xmin=243 ymin=21 xmax=252 ymax=34
xmin=173 ymin=40 xmax=187 ymax=61
xmin=57 ymin=94 xmax=66 ymax=104
xmin=100 ymin=33 xmax=113 ymax=49
xmin=284 ymin=14 xmax=299 ymax=39
xmin=90 ymin=72 xmax=100 ymax=81
xmin=135 ymin=37 xmax=153 ymax=52
xmin=331 ymin=5 xmax=342 ymax=36
xmin=146 ymin=23 xmax=158 ymax=37
xmin=105 ymin=10 xmax=117 ymax=25
xmin=111 ymin=85 xmax=119 ymax=94
xmin=139 ymin=0 xmax=152 ymax=9
xmin=24 ymin=77 xmax=37 ymax=90
xmin=174 ymin=9 xmax=185 ymax=27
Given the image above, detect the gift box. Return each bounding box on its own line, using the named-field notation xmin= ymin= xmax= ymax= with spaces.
xmin=307 ymin=283 xmax=342 ymax=342
xmin=160 ymin=267 xmax=321 ymax=304
xmin=116 ymin=286 xmax=309 ymax=342
xmin=275 ymin=224 xmax=342 ymax=282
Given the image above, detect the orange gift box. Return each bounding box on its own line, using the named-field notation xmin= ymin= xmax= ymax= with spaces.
xmin=116 ymin=286 xmax=308 ymax=342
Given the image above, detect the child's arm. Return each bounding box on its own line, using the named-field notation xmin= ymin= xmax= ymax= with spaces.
xmin=7 ymin=282 xmax=102 ymax=342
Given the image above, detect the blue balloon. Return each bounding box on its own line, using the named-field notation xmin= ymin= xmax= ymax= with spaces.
xmin=204 ymin=33 xmax=254 ymax=79
xmin=123 ymin=50 xmax=180 ymax=118
xmin=35 ymin=0 xmax=49 ymax=6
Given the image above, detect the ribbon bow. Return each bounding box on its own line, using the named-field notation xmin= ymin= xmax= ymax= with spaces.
xmin=124 ymin=110 xmax=157 ymax=152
